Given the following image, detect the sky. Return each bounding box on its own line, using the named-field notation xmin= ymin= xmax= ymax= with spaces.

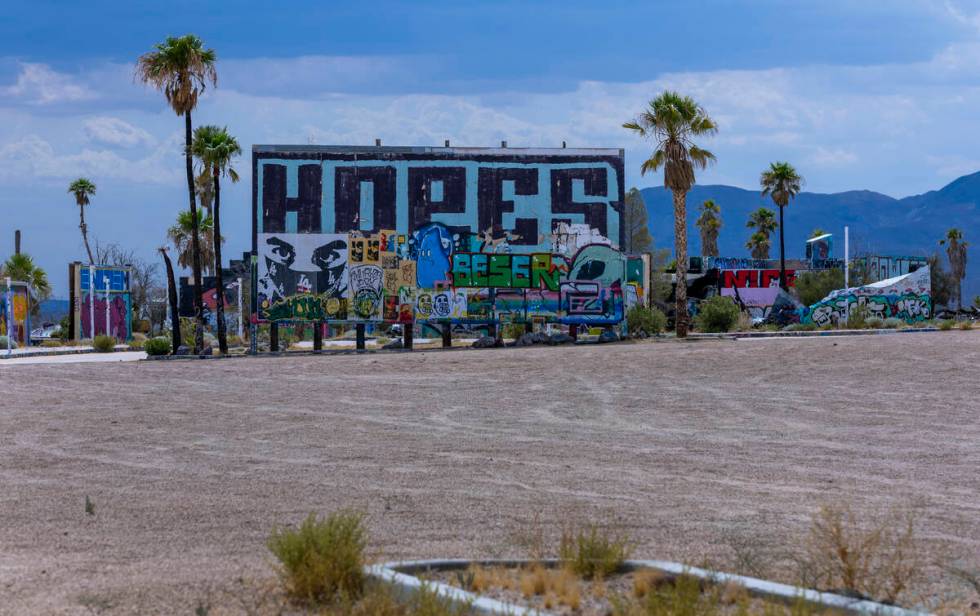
xmin=3 ymin=0 xmax=980 ymax=298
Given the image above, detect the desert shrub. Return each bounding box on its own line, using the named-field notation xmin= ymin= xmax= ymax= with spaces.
xmin=267 ymin=510 xmax=366 ymax=604
xmin=958 ymin=320 xmax=973 ymax=331
xmin=693 ymin=296 xmax=740 ymax=333
xmin=883 ymin=317 xmax=903 ymax=329
xmin=144 ymin=337 xmax=171 ymax=356
xmin=844 ymin=305 xmax=870 ymax=329
xmin=626 ymin=305 xmax=667 ymax=336
xmin=798 ymin=503 xmax=920 ymax=604
xmin=559 ymin=523 xmax=631 ymax=579
xmin=864 ymin=316 xmax=884 ymax=329
xmin=92 ymin=335 xmax=116 ymax=353
xmin=786 ymin=323 xmax=817 ymax=332
xmin=226 ymin=334 xmax=243 ymax=347
xmin=133 ymin=319 xmax=151 ymax=334
xmin=939 ymin=319 xmax=956 ymax=331
xmin=128 ymin=337 xmax=145 ymax=350
xmin=501 ymin=322 xmax=525 ymax=340
xmin=0 ymin=335 xmax=17 ymax=349
xmin=40 ymin=339 xmax=63 ymax=348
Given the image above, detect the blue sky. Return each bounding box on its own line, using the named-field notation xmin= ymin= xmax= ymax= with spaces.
xmin=3 ymin=0 xmax=980 ymax=297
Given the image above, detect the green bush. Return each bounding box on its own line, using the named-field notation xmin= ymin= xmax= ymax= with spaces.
xmin=0 ymin=335 xmax=18 ymax=349
xmin=795 ymin=269 xmax=846 ymax=307
xmin=267 ymin=510 xmax=366 ymax=604
xmin=559 ymin=523 xmax=631 ymax=579
xmin=40 ymin=339 xmax=63 ymax=348
xmin=501 ymin=322 xmax=525 ymax=340
xmin=883 ymin=317 xmax=903 ymax=329
xmin=939 ymin=319 xmax=956 ymax=331
xmin=626 ymin=305 xmax=667 ymax=336
xmin=144 ymin=337 xmax=171 ymax=356
xmin=92 ymin=335 xmax=115 ymax=353
xmin=693 ymin=296 xmax=740 ymax=333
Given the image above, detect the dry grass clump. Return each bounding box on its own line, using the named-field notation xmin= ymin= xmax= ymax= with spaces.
xmin=559 ymin=522 xmax=632 ymax=579
xmin=797 ymin=503 xmax=920 ymax=605
xmin=958 ymin=320 xmax=973 ymax=330
xmin=267 ymin=510 xmax=366 ymax=604
xmin=517 ymin=564 xmax=581 ymax=609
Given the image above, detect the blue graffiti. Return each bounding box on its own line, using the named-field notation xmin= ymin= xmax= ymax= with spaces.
xmin=412 ymin=223 xmax=454 ymax=287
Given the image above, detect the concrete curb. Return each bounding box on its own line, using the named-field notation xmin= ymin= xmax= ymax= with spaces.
xmin=689 ymin=327 xmax=940 ymax=341
xmin=367 ymin=559 xmax=929 ymax=616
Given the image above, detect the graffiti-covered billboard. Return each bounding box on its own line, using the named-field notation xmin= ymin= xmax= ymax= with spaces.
xmin=69 ymin=263 xmax=132 ymax=340
xmin=251 ymin=145 xmax=635 ymax=325
xmin=1 ymin=281 xmax=31 ymax=346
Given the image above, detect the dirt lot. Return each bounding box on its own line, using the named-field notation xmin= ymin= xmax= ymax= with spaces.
xmin=1 ymin=331 xmax=978 ymax=614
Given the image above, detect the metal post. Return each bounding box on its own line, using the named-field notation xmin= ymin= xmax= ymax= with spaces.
xmin=313 ymin=322 xmax=323 ymax=351
xmin=844 ymin=226 xmax=850 ymax=327
xmin=104 ymin=276 xmax=110 ymax=338
xmin=356 ymin=323 xmax=366 ymax=350
xmin=442 ymin=323 xmax=452 ymax=348
xmin=88 ymin=266 xmax=95 ymax=339
xmin=236 ymin=277 xmax=243 ymax=339
xmin=570 ymin=324 xmax=578 ymax=341
xmin=403 ymin=323 xmax=413 ymax=350
xmin=270 ymin=322 xmax=279 ymax=352
xmin=5 ymin=277 xmax=11 ymax=357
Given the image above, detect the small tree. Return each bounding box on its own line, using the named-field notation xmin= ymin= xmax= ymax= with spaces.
xmin=940 ymin=229 xmax=968 ymax=309
xmin=622 ymin=187 xmax=653 ymax=254
xmin=760 ymin=162 xmax=804 ymax=291
xmin=695 ymin=199 xmax=722 ymax=257
xmin=746 ymin=231 xmax=772 ymax=260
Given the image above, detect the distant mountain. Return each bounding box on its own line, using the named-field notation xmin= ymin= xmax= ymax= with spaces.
xmin=640 ymin=171 xmax=980 ymax=300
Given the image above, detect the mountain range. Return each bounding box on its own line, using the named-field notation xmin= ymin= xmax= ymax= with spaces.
xmin=640 ymin=171 xmax=979 ymax=300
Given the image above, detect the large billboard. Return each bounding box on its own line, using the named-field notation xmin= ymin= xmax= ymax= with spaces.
xmin=251 ymin=145 xmax=638 ymax=325
xmin=69 ymin=263 xmax=132 ymax=340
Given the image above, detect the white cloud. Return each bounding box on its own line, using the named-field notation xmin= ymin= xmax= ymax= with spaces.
xmin=83 ymin=116 xmax=155 ymax=148
xmin=809 ymin=147 xmax=859 ymax=167
xmin=0 ymin=63 xmax=95 ymax=105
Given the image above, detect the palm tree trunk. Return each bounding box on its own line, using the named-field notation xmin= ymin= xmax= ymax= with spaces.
xmin=185 ymin=110 xmax=205 ymax=352
xmin=778 ymin=205 xmax=788 ymax=291
xmin=212 ymin=169 xmax=228 ymax=354
xmin=673 ymin=189 xmax=689 ymax=337
xmin=161 ymin=249 xmax=181 ymax=354
xmin=79 ymin=206 xmax=95 ymax=264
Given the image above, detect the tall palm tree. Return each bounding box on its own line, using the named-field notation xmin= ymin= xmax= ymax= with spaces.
xmin=168 ymin=210 xmax=215 ymax=274
xmin=695 ymin=199 xmax=722 ymax=257
xmin=746 ymin=208 xmax=777 ymax=259
xmin=159 ymin=246 xmax=181 ymax=354
xmin=195 ymin=170 xmax=215 ymax=220
xmin=136 ymin=34 xmax=217 ymax=353
xmin=940 ymin=228 xmax=968 ymax=309
xmin=760 ymin=162 xmax=804 ymax=291
xmin=624 ymin=91 xmax=717 ymax=337
xmin=746 ymin=231 xmax=772 ymax=260
xmin=192 ymin=125 xmax=241 ymax=354
xmin=68 ymin=178 xmax=97 ymax=264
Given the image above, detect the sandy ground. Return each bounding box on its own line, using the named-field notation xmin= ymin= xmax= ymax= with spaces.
xmin=1 ymin=331 xmax=978 ymax=614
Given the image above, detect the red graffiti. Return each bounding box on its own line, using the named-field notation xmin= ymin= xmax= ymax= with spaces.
xmin=721 ymin=269 xmax=796 ymax=288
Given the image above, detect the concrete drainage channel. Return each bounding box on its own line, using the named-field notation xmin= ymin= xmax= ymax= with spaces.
xmin=366 ymin=559 xmax=929 ymax=616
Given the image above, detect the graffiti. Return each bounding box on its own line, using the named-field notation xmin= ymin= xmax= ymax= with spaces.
xmin=348 ymin=265 xmax=384 ymax=320
xmin=450 ymin=253 xmax=566 ymax=290
xmin=720 ymin=269 xmax=796 ymax=289
xmin=856 ymin=255 xmax=929 ymax=282
xmin=252 ymin=146 xmax=630 ymax=325
xmin=69 ymin=264 xmax=132 ymax=341
xmin=801 ymin=266 xmax=932 ymax=325
xmin=0 ymin=283 xmax=31 ymax=346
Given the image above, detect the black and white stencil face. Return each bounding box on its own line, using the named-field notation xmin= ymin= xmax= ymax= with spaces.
xmin=258 ymin=233 xmax=349 ymax=301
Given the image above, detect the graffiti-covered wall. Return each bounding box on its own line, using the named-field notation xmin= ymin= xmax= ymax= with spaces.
xmin=69 ymin=263 xmax=132 ymax=340
xmin=1 ymin=281 xmax=31 ymax=346
xmin=800 ymin=266 xmax=932 ymax=326
xmin=251 ymin=146 xmax=632 ymax=325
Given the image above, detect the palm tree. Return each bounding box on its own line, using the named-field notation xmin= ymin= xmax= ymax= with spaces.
xmin=746 ymin=208 xmax=777 ymax=259
xmin=168 ymin=210 xmax=215 ymax=274
xmin=760 ymin=162 xmax=804 ymax=291
xmin=192 ymin=125 xmax=241 ymax=354
xmin=136 ymin=34 xmax=217 ymax=353
xmin=810 ymin=228 xmax=828 ymax=238
xmin=195 ymin=170 xmax=215 ymax=219
xmin=68 ymin=178 xmax=97 ymax=263
xmin=746 ymin=232 xmax=772 ymax=260
xmin=159 ymin=246 xmax=181 ymax=354
xmin=940 ymin=228 xmax=968 ymax=309
xmin=624 ymin=91 xmax=717 ymax=337
xmin=1 ymin=254 xmax=51 ymax=315
xmin=695 ymin=199 xmax=722 ymax=257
